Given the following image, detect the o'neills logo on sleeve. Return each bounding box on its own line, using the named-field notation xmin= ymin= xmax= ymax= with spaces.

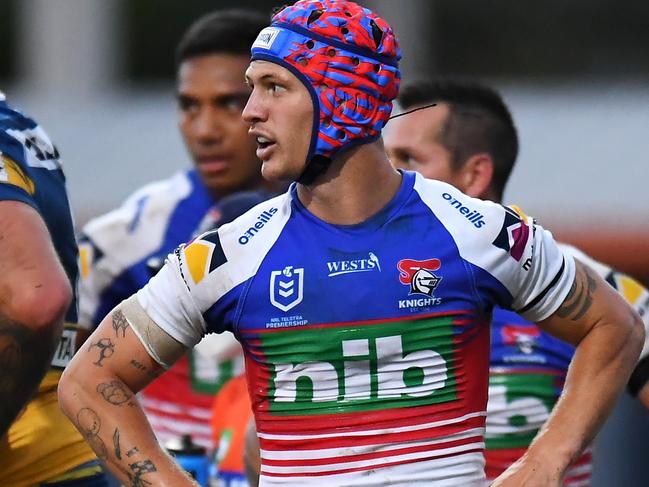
xmin=238 ymin=207 xmax=278 ymax=245
xmin=441 ymin=192 xmax=486 ymax=228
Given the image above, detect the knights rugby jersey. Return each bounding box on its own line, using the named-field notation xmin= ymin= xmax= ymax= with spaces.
xmin=485 ymin=244 xmax=649 ymax=486
xmin=137 ymin=170 xmax=575 ymax=486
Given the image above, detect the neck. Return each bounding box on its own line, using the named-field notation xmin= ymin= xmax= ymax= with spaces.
xmin=296 ymin=140 xmax=402 ymax=225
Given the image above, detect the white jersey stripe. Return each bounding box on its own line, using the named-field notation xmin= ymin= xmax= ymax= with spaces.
xmin=257 ymin=410 xmax=486 ymax=441
xmin=259 ymin=452 xmax=486 ymax=486
xmin=260 ymin=427 xmax=484 ymax=461
xmin=261 ymin=440 xmax=484 ymax=475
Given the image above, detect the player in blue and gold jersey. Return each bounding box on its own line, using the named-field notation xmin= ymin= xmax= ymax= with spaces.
xmin=0 ymin=92 xmax=106 ymax=486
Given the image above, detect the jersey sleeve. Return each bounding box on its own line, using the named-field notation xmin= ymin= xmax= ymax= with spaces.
xmin=561 ymin=244 xmax=649 ymax=395
xmin=136 ymin=193 xmax=292 ymax=349
xmin=136 ymin=246 xmax=207 ymax=348
xmin=413 ymin=176 xmax=576 ymax=323
xmin=0 ymin=152 xmax=37 ymax=209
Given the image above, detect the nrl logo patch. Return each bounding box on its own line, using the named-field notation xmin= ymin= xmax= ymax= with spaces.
xmin=397 ymin=258 xmax=442 ymax=297
xmin=270 ymin=266 xmax=304 ymax=312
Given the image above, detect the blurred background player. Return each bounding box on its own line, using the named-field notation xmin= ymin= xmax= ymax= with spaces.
xmin=78 ymin=9 xmax=272 ymax=470
xmin=0 ymin=92 xmax=107 ymax=485
xmin=385 ymin=78 xmax=649 ymax=484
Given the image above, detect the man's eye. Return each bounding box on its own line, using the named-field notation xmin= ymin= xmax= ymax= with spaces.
xmin=221 ymin=96 xmax=248 ymax=112
xmin=178 ymin=98 xmax=198 ymax=112
xmin=271 ymin=84 xmax=286 ymax=94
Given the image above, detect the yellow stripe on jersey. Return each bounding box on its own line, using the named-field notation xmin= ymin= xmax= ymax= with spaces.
xmin=78 ymin=243 xmax=92 ymax=280
xmin=613 ymin=274 xmax=645 ymax=306
xmin=0 ymin=154 xmax=35 ymax=194
xmin=184 ymin=240 xmax=212 ymax=284
xmin=508 ymin=204 xmax=529 ymax=223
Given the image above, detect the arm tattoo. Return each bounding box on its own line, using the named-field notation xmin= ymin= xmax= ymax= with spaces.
xmin=97 ymin=379 xmax=133 ymax=406
xmin=130 ymin=359 xmax=162 ymax=380
xmin=88 ymin=338 xmax=115 ymax=366
xmin=76 ymin=407 xmax=108 ymax=461
xmin=112 ymin=310 xmax=129 ymax=338
xmin=130 ymin=359 xmax=147 ymax=372
xmin=128 ymin=459 xmax=157 ymax=487
xmin=113 ymin=427 xmax=122 ymax=460
xmin=556 ymin=264 xmax=598 ymax=321
xmin=0 ymin=315 xmax=59 ymax=435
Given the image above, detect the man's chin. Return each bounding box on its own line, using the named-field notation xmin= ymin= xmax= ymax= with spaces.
xmin=261 ymin=161 xmax=297 ymax=183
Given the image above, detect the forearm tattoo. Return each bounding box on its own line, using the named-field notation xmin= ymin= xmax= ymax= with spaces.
xmin=113 ymin=427 xmax=122 ymax=460
xmin=112 ymin=310 xmax=129 ymax=338
xmin=78 ymin=414 xmax=157 ymax=486
xmin=88 ymin=338 xmax=115 ymax=366
xmin=557 ymin=263 xmax=598 ymax=321
xmin=128 ymin=459 xmax=158 ymax=487
xmin=76 ymin=407 xmax=109 ymax=461
xmin=0 ymin=314 xmax=59 ymax=435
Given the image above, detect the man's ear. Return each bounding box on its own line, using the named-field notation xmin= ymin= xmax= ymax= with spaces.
xmin=457 ymin=153 xmax=494 ymax=199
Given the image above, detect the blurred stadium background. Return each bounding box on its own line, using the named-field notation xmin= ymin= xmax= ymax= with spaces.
xmin=1 ymin=0 xmax=647 ymax=483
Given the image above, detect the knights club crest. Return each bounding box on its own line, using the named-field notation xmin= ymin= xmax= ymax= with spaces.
xmin=397 ymin=258 xmax=443 ymax=297
xmin=270 ymin=266 xmax=304 ymax=312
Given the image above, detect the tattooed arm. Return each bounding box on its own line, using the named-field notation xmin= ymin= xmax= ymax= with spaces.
xmin=0 ymin=201 xmax=72 ymax=436
xmin=493 ymin=259 xmax=644 ymax=487
xmin=58 ymin=301 xmax=197 ymax=486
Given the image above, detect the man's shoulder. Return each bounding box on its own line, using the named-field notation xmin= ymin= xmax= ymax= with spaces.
xmin=216 ymin=191 xmax=291 ymax=253
xmin=412 ymin=172 xmax=508 ymax=238
xmin=176 ymin=192 xmax=292 ymax=296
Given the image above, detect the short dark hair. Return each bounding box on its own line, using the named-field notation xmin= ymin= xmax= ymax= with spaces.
xmin=398 ymin=79 xmax=518 ymax=201
xmin=175 ymin=9 xmax=269 ymax=69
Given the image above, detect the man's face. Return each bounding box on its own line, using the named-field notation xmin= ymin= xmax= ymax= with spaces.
xmin=177 ymin=54 xmax=262 ymax=198
xmin=385 ymin=103 xmax=465 ymax=191
xmin=242 ymin=61 xmax=313 ymax=183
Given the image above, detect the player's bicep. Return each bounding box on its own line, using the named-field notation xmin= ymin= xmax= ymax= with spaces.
xmin=537 ymin=259 xmax=633 ymax=345
xmin=83 ymin=297 xmax=188 ymax=393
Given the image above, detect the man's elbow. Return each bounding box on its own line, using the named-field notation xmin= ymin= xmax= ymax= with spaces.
xmin=10 ymin=275 xmax=72 ymax=332
xmin=58 ymin=357 xmax=82 ymax=421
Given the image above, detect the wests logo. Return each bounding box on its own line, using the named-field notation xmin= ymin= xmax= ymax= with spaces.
xmin=492 ymin=205 xmax=530 ymax=262
xmin=397 ymin=258 xmax=442 ymax=297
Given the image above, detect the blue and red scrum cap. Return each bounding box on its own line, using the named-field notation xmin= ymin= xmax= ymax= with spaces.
xmin=251 ymin=0 xmax=401 ymax=168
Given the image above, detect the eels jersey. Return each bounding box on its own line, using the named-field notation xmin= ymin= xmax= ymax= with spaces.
xmin=486 ymin=244 xmax=649 ymax=485
xmin=137 ymin=170 xmax=576 ymax=486
xmin=0 ymin=95 xmax=98 ymax=486
xmin=79 ymin=170 xmax=245 ymax=448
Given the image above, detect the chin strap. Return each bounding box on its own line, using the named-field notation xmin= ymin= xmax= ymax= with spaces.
xmin=296 ymin=155 xmax=332 ymax=185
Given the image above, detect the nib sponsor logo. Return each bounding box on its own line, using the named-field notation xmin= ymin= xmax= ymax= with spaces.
xmin=326 ymin=252 xmax=381 ymax=277
xmin=442 ymin=192 xmax=486 ymax=228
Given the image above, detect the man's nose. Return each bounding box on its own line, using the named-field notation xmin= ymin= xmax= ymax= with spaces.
xmin=242 ymin=90 xmax=266 ymax=124
xmin=193 ymin=108 xmax=224 ymax=141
